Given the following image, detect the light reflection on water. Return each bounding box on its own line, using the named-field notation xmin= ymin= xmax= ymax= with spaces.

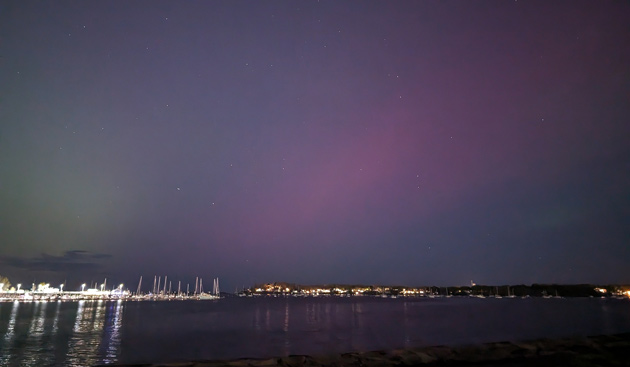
xmin=1 ymin=297 xmax=630 ymax=366
xmin=103 ymin=300 xmax=123 ymax=363
xmin=0 ymin=301 xmax=19 ymax=366
xmin=403 ymin=301 xmax=411 ymax=348
xmin=282 ymin=301 xmax=290 ymax=355
xmin=21 ymin=301 xmax=48 ymax=366
xmin=0 ymin=300 xmax=124 ymax=367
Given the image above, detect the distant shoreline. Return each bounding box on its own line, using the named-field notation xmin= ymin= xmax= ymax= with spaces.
xmin=244 ymin=282 xmax=630 ymax=298
xmin=104 ymin=332 xmax=630 ymax=367
xmin=1 ymin=282 xmax=628 ymax=302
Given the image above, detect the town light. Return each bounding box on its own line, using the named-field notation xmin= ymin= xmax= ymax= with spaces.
xmin=81 ymin=284 xmax=86 ymax=292
xmin=17 ymin=284 xmax=21 ymax=291
xmin=60 ymin=284 xmax=64 ymax=292
xmin=0 ymin=283 xmax=4 ymax=292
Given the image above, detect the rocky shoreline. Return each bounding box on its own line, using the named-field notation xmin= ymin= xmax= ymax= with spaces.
xmin=107 ymin=333 xmax=630 ymax=367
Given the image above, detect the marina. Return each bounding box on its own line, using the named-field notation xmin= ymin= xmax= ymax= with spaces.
xmin=0 ymin=276 xmax=221 ymax=302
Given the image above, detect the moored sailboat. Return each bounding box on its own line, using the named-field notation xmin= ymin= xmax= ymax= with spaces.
xmin=198 ymin=277 xmax=221 ymax=300
xmin=506 ymin=286 xmax=516 ymax=298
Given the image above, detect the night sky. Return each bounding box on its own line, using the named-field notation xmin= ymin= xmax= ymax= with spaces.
xmin=1 ymin=1 xmax=629 ymax=292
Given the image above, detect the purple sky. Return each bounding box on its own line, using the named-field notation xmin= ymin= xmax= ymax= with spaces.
xmin=1 ymin=1 xmax=629 ymax=292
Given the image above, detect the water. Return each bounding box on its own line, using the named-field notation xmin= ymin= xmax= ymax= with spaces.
xmin=1 ymin=297 xmax=629 ymax=366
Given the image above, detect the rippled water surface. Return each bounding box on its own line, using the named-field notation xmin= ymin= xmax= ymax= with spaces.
xmin=0 ymin=300 xmax=123 ymax=366
xmin=1 ymin=297 xmax=630 ymax=366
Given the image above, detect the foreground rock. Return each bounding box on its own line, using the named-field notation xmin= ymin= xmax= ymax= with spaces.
xmin=106 ymin=333 xmax=630 ymax=367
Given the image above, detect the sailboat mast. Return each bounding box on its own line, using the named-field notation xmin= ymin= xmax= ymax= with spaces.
xmin=137 ymin=276 xmax=143 ymax=295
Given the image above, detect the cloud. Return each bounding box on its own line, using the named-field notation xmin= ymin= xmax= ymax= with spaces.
xmin=0 ymin=250 xmax=112 ymax=272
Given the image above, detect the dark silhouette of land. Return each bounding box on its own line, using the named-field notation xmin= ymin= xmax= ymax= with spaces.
xmin=244 ymin=282 xmax=629 ymax=298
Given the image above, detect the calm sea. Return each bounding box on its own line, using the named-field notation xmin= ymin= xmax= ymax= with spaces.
xmin=1 ymin=296 xmax=629 ymax=366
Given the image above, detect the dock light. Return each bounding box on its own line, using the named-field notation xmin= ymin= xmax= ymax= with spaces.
xmin=17 ymin=284 xmax=21 ymax=291
xmin=81 ymin=284 xmax=86 ymax=292
xmin=100 ymin=284 xmax=105 ymax=291
xmin=119 ymin=284 xmax=124 ymax=291
xmin=60 ymin=284 xmax=64 ymax=292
